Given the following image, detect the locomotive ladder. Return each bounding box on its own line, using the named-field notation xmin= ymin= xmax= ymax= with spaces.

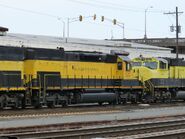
xmin=145 ymin=80 xmax=155 ymax=96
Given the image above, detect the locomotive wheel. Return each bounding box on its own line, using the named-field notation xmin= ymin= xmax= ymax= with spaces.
xmin=98 ymin=102 xmax=103 ymax=106
xmin=108 ymin=101 xmax=117 ymax=105
xmin=0 ymin=102 xmax=4 ymax=109
xmin=131 ymin=98 xmax=137 ymax=104
xmin=121 ymin=98 xmax=127 ymax=104
xmin=62 ymin=101 xmax=68 ymax=107
xmin=21 ymin=93 xmax=26 ymax=109
xmin=47 ymin=102 xmax=55 ymax=108
xmin=21 ymin=100 xmax=26 ymax=109
xmin=34 ymin=102 xmax=42 ymax=109
xmin=0 ymin=96 xmax=5 ymax=109
xmin=35 ymin=105 xmax=42 ymax=109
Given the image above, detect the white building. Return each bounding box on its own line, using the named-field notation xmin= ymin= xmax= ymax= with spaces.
xmin=0 ymin=33 xmax=183 ymax=59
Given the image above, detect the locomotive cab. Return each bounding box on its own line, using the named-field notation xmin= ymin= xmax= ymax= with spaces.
xmin=117 ymin=56 xmax=133 ymax=79
xmin=111 ymin=50 xmax=133 ymax=79
xmin=132 ymin=57 xmax=168 ymax=70
xmin=132 ymin=57 xmax=169 ymax=82
xmin=132 ymin=57 xmax=171 ymax=102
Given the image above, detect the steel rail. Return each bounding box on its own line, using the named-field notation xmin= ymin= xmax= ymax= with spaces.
xmin=0 ymin=102 xmax=185 ymax=119
xmin=119 ymin=128 xmax=185 ymax=139
xmin=3 ymin=118 xmax=185 ymax=139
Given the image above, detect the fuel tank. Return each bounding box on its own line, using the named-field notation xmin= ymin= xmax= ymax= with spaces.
xmin=80 ymin=92 xmax=117 ymax=103
xmin=176 ymin=91 xmax=185 ymax=99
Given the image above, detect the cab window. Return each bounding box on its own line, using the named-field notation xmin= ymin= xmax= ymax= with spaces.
xmin=159 ymin=61 xmax=167 ymax=69
xmin=126 ymin=62 xmax=131 ymax=71
xmin=143 ymin=62 xmax=157 ymax=69
xmin=117 ymin=62 xmax=122 ymax=70
xmin=131 ymin=62 xmax=142 ymax=67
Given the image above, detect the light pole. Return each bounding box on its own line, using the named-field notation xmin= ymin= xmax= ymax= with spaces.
xmin=101 ymin=16 xmax=125 ymax=39
xmin=57 ymin=17 xmax=65 ymax=38
xmin=67 ymin=17 xmax=82 ymax=38
xmin=144 ymin=6 xmax=153 ymax=40
xmin=67 ymin=14 xmax=96 ymax=38
xmin=116 ymin=22 xmax=124 ymax=39
xmin=67 ymin=18 xmax=70 ymax=38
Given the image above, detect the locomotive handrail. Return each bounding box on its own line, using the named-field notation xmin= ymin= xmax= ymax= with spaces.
xmin=59 ymin=75 xmax=115 ymax=88
xmin=148 ymin=80 xmax=154 ymax=95
xmin=145 ymin=80 xmax=154 ymax=96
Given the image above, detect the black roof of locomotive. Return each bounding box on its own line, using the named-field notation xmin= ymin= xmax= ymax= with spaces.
xmin=25 ymin=47 xmax=65 ymax=60
xmin=0 ymin=45 xmax=117 ymax=63
xmin=163 ymin=57 xmax=185 ymax=66
xmin=65 ymin=51 xmax=117 ymax=63
xmin=25 ymin=47 xmax=117 ymax=63
xmin=0 ymin=45 xmax=24 ymax=61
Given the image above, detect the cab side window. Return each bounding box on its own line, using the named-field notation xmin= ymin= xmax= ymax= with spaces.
xmin=117 ymin=62 xmax=122 ymax=70
xmin=126 ymin=62 xmax=131 ymax=71
xmin=159 ymin=61 xmax=166 ymax=69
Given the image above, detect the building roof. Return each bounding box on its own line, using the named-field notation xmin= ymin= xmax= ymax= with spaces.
xmin=0 ymin=33 xmax=182 ymax=59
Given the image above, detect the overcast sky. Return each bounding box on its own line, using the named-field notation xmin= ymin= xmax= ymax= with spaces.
xmin=0 ymin=0 xmax=184 ymax=39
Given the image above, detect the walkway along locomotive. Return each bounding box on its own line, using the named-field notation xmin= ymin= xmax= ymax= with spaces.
xmin=0 ymin=45 xmax=142 ymax=108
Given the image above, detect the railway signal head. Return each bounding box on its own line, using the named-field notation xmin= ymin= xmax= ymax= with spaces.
xmin=79 ymin=15 xmax=83 ymax=21
xmin=101 ymin=16 xmax=104 ymax=22
xmin=113 ymin=19 xmax=117 ymax=25
xmin=93 ymin=14 xmax=96 ymax=20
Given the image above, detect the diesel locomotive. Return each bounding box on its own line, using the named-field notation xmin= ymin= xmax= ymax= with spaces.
xmin=2 ymin=45 xmax=185 ymax=109
xmin=0 ymin=45 xmax=142 ymax=108
xmin=132 ymin=56 xmax=185 ymax=102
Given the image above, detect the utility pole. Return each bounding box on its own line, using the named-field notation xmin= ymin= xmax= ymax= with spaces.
xmin=67 ymin=18 xmax=70 ymax=38
xmin=144 ymin=6 xmax=153 ymax=40
xmin=164 ymin=7 xmax=183 ymax=58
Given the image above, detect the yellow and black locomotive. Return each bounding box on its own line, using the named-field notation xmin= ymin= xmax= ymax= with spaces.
xmin=132 ymin=56 xmax=185 ymax=103
xmin=2 ymin=45 xmax=185 ymax=109
xmin=0 ymin=45 xmax=142 ymax=108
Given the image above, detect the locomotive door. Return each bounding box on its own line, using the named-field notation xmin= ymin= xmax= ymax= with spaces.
xmin=37 ymin=72 xmax=61 ymax=103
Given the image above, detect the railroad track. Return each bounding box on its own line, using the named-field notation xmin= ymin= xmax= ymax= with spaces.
xmin=2 ymin=118 xmax=185 ymax=139
xmin=0 ymin=110 xmax=121 ymax=119
xmin=116 ymin=129 xmax=185 ymax=139
xmin=0 ymin=102 xmax=185 ymax=119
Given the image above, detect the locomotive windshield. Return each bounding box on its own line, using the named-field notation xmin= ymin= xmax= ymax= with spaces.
xmin=143 ymin=62 xmax=158 ymax=69
xmin=131 ymin=62 xmax=142 ymax=67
